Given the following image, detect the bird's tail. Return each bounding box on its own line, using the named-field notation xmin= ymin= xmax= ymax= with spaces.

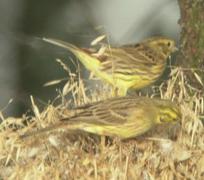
xmin=43 ymin=37 xmax=101 ymax=72
xmin=43 ymin=37 xmax=79 ymax=51
xmin=20 ymin=121 xmax=71 ymax=139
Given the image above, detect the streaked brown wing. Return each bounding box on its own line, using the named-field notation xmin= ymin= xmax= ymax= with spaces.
xmin=94 ymin=45 xmax=158 ymax=75
xmin=61 ymin=96 xmax=140 ymax=125
xmin=122 ymin=45 xmax=158 ymax=64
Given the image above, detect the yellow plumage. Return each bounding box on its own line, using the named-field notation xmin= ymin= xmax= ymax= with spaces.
xmin=43 ymin=37 xmax=177 ymax=95
xmin=21 ymin=96 xmax=181 ymax=139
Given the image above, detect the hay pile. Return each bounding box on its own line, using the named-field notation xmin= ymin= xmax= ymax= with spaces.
xmin=0 ymin=66 xmax=203 ymax=179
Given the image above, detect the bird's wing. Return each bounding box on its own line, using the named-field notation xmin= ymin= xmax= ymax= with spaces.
xmin=61 ymin=97 xmax=139 ymax=125
xmin=95 ymin=45 xmax=158 ymax=75
xmin=43 ymin=38 xmax=159 ymax=76
xmin=122 ymin=45 xmax=158 ymax=64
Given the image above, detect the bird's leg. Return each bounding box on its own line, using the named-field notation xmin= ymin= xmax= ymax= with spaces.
xmin=110 ymin=86 xmax=118 ymax=97
xmin=111 ymin=87 xmax=127 ymax=97
xmin=100 ymin=135 xmax=106 ymax=152
xmin=118 ymin=87 xmax=127 ymax=97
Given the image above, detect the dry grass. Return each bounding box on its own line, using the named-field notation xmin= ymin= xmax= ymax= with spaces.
xmin=0 ymin=60 xmax=203 ymax=179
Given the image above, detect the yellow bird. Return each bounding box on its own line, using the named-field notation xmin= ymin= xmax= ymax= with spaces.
xmin=21 ymin=96 xmax=181 ymax=139
xmin=43 ymin=37 xmax=177 ymax=96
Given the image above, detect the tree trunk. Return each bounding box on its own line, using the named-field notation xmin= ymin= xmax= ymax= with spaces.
xmin=177 ymin=0 xmax=204 ymax=89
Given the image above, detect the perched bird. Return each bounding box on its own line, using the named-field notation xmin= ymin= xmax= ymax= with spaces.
xmin=43 ymin=37 xmax=177 ymax=96
xmin=20 ymin=96 xmax=181 ymax=139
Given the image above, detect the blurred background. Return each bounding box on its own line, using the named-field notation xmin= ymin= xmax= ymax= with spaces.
xmin=0 ymin=0 xmax=180 ymax=117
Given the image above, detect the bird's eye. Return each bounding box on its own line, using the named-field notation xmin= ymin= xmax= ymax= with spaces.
xmin=167 ymin=42 xmax=171 ymax=47
xmin=159 ymin=117 xmax=166 ymax=123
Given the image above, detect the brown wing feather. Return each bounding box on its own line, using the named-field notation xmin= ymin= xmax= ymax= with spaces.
xmin=61 ymin=96 xmax=144 ymax=125
xmin=94 ymin=45 xmax=161 ymax=76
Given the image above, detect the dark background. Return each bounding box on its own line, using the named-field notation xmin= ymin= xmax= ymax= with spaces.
xmin=0 ymin=0 xmax=180 ymax=117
